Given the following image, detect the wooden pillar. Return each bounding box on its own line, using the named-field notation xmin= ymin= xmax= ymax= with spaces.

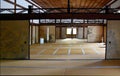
xmin=35 ymin=26 xmax=36 ymax=43
xmin=83 ymin=26 xmax=85 ymax=39
xmin=14 ymin=0 xmax=16 ymax=13
xmin=60 ymin=19 xmax=62 ymax=39
xmin=102 ymin=25 xmax=104 ymax=43
xmin=105 ymin=6 xmax=109 ymax=14
xmin=71 ymin=27 xmax=73 ymax=39
xmin=60 ymin=27 xmax=62 ymax=39
xmin=28 ymin=6 xmax=32 ymax=14
xmin=31 ymin=19 xmax=33 ymax=45
xmin=38 ymin=19 xmax=40 ymax=43
xmin=55 ymin=19 xmax=56 ymax=42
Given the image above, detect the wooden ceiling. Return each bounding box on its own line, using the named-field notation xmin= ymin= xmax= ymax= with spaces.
xmin=32 ymin=0 xmax=111 ymax=8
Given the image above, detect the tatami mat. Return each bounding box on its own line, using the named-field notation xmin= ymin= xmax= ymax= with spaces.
xmin=40 ymin=48 xmax=56 ymax=55
xmin=83 ymin=48 xmax=97 ymax=54
xmin=30 ymin=39 xmax=105 ymax=59
xmin=56 ymin=48 xmax=68 ymax=55
xmin=70 ymin=48 xmax=83 ymax=55
xmin=1 ymin=60 xmax=120 ymax=75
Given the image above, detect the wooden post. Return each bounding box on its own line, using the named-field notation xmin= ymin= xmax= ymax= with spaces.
xmin=83 ymin=26 xmax=85 ymax=39
xmin=28 ymin=5 xmax=32 ymax=14
xmin=105 ymin=6 xmax=109 ymax=14
xmin=38 ymin=19 xmax=40 ymax=44
xmin=60 ymin=27 xmax=62 ymax=39
xmin=14 ymin=0 xmax=16 ymax=13
xmin=67 ymin=0 xmax=70 ymax=13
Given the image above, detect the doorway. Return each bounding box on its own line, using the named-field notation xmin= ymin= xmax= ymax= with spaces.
xmin=30 ymin=24 xmax=106 ymax=60
xmin=66 ymin=27 xmax=77 ymax=38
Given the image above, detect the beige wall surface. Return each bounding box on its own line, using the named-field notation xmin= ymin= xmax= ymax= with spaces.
xmin=35 ymin=26 xmax=39 ymax=43
xmin=77 ymin=27 xmax=87 ymax=39
xmin=87 ymin=26 xmax=103 ymax=42
xmin=32 ymin=26 xmax=36 ymax=44
xmin=61 ymin=27 xmax=66 ymax=39
xmin=77 ymin=27 xmax=83 ymax=39
xmin=0 ymin=20 xmax=29 ymax=59
xmin=106 ymin=20 xmax=120 ymax=59
xmin=56 ymin=27 xmax=60 ymax=39
xmin=49 ymin=26 xmax=55 ymax=42
xmin=104 ymin=26 xmax=107 ymax=43
xmin=84 ymin=27 xmax=88 ymax=39
xmin=39 ymin=26 xmax=47 ymax=39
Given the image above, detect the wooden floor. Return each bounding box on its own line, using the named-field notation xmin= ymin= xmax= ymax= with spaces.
xmin=30 ymin=39 xmax=105 ymax=59
xmin=1 ymin=60 xmax=120 ymax=75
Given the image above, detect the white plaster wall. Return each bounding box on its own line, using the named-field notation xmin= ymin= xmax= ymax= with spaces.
xmin=77 ymin=27 xmax=83 ymax=39
xmin=84 ymin=27 xmax=88 ymax=39
xmin=35 ymin=26 xmax=39 ymax=43
xmin=32 ymin=26 xmax=36 ymax=44
xmin=106 ymin=20 xmax=120 ymax=59
xmin=87 ymin=26 xmax=103 ymax=42
xmin=61 ymin=27 xmax=66 ymax=39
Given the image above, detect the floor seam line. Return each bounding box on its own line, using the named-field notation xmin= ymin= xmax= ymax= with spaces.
xmin=81 ymin=47 xmax=85 ymax=55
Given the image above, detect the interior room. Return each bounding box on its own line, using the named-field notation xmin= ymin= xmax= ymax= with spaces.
xmin=0 ymin=0 xmax=120 ymax=75
xmin=30 ymin=19 xmax=106 ymax=59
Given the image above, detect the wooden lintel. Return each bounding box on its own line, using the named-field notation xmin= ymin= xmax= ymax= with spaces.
xmin=0 ymin=13 xmax=120 ymax=20
xmin=30 ymin=23 xmax=106 ymax=26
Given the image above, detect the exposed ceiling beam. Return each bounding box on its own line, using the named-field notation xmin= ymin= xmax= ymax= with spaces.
xmin=6 ymin=10 xmax=14 ymax=13
xmin=4 ymin=0 xmax=26 ymax=9
xmin=56 ymin=9 xmax=66 ymax=13
xmin=98 ymin=0 xmax=118 ymax=13
xmin=1 ymin=13 xmax=120 ymax=20
xmin=17 ymin=10 xmax=27 ymax=13
xmin=107 ymin=0 xmax=118 ymax=7
xmin=31 ymin=0 xmax=47 ymax=12
xmin=25 ymin=0 xmax=40 ymax=8
xmin=46 ymin=9 xmax=66 ymax=13
xmin=0 ymin=9 xmax=14 ymax=13
xmin=0 ymin=10 xmax=5 ymax=12
xmin=30 ymin=23 xmax=105 ymax=26
xmin=117 ymin=6 xmax=120 ymax=9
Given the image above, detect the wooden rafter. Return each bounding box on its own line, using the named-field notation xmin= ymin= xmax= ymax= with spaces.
xmin=107 ymin=0 xmax=118 ymax=7
xmin=25 ymin=0 xmax=40 ymax=8
xmin=17 ymin=10 xmax=27 ymax=13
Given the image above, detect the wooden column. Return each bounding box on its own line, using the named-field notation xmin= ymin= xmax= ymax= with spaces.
xmin=14 ymin=0 xmax=16 ymax=13
xmin=60 ymin=27 xmax=62 ymax=39
xmin=31 ymin=19 xmax=33 ymax=44
xmin=28 ymin=6 xmax=32 ymax=14
xmin=83 ymin=26 xmax=85 ymax=39
xmin=38 ymin=19 xmax=40 ymax=43
xmin=102 ymin=25 xmax=104 ymax=43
